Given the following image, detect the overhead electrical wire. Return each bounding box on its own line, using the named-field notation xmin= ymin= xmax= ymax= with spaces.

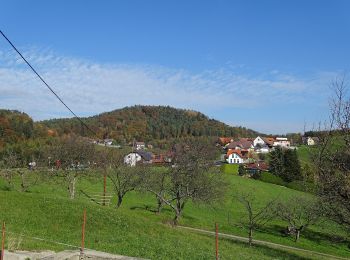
xmin=0 ymin=29 xmax=99 ymax=138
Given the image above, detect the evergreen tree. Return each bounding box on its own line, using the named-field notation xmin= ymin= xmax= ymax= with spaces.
xmin=269 ymin=147 xmax=302 ymax=182
xmin=269 ymin=147 xmax=284 ymax=179
xmin=284 ymin=149 xmax=302 ymax=182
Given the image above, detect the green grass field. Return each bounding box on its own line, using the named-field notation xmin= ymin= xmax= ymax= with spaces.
xmin=0 ymin=171 xmax=349 ymax=259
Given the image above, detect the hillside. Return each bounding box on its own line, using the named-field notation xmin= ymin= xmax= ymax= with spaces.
xmin=0 ymin=109 xmax=34 ymax=148
xmin=0 ymin=173 xmax=348 ymax=259
xmin=41 ymin=105 xmax=260 ymax=142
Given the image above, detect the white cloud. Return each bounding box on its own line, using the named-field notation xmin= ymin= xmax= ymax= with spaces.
xmin=0 ymin=48 xmax=336 ymax=132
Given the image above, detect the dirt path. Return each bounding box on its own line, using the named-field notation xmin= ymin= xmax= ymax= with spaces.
xmin=178 ymin=225 xmax=349 ymax=260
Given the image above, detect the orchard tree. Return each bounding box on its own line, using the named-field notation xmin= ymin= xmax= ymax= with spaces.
xmin=146 ymin=139 xmax=227 ymax=225
xmin=106 ymin=153 xmax=145 ymax=208
xmin=235 ymin=191 xmax=277 ymax=246
xmin=48 ymin=135 xmax=95 ymax=199
xmin=276 ymin=196 xmax=322 ymax=242
xmin=0 ymin=150 xmax=18 ymax=188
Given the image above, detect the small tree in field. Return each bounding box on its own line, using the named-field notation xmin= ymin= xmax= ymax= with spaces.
xmin=0 ymin=151 xmax=18 ymax=188
xmin=146 ymin=139 xmax=227 ymax=225
xmin=276 ymin=196 xmax=322 ymax=242
xmin=0 ymin=150 xmax=42 ymax=192
xmin=235 ymin=191 xmax=276 ymax=246
xmin=106 ymin=153 xmax=145 ymax=208
xmin=48 ymin=136 xmax=95 ymax=199
xmin=141 ymin=167 xmax=169 ymax=214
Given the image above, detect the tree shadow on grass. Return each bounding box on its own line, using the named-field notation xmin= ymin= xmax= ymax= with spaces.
xmin=257 ymin=224 xmax=350 ymax=251
xmin=220 ymin=237 xmax=312 ymax=260
xmin=129 ymin=204 xmax=172 ymax=214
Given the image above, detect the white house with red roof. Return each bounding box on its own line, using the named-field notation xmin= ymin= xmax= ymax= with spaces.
xmin=226 ymin=149 xmax=244 ymax=164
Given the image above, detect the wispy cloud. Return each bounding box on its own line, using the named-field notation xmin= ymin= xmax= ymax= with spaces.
xmin=0 ymin=48 xmax=336 ymax=133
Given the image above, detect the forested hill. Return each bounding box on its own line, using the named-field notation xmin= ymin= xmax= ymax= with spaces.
xmin=0 ymin=109 xmax=34 ymax=147
xmin=41 ymin=106 xmax=260 ymax=142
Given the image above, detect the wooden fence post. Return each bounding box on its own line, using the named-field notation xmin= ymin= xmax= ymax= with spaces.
xmin=215 ymin=222 xmax=219 ymax=260
xmin=1 ymin=222 xmax=5 ymax=260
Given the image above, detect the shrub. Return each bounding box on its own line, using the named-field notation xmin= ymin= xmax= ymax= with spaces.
xmin=258 ymin=172 xmax=285 ymax=186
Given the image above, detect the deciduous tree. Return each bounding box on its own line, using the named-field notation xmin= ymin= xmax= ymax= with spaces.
xmin=235 ymin=191 xmax=276 ymax=246
xmin=314 ymin=76 xmax=350 ymax=233
xmin=146 ymin=139 xmax=227 ymax=225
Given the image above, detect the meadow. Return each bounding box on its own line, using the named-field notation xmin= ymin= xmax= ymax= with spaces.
xmin=0 ymin=169 xmax=349 ymax=259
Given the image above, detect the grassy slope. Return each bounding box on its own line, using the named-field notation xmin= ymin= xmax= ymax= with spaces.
xmin=297 ymin=145 xmax=313 ymax=164
xmin=220 ymin=164 xmax=239 ymax=174
xmin=0 ymin=173 xmax=349 ymax=259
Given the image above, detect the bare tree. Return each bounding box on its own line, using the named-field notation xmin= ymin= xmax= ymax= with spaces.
xmin=48 ymin=136 xmax=95 ymax=199
xmin=313 ymin=75 xmax=350 ymax=233
xmin=276 ymin=196 xmax=322 ymax=242
xmin=0 ymin=150 xmax=42 ymax=192
xmin=146 ymin=140 xmax=227 ymax=225
xmin=0 ymin=151 xmax=18 ymax=188
xmin=235 ymin=191 xmax=276 ymax=246
xmin=107 ymin=153 xmax=145 ymax=208
xmin=141 ymin=167 xmax=169 ymax=214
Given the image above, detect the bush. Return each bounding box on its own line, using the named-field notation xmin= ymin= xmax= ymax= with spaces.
xmin=220 ymin=164 xmax=239 ymax=175
xmin=258 ymin=172 xmax=285 ymax=186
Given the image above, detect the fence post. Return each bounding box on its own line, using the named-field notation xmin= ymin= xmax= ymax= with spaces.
xmin=1 ymin=222 xmax=5 ymax=260
xmin=80 ymin=209 xmax=86 ymax=260
xmin=215 ymin=222 xmax=219 ymax=260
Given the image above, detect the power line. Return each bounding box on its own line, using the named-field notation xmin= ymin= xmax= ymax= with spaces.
xmin=0 ymin=29 xmax=99 ymax=138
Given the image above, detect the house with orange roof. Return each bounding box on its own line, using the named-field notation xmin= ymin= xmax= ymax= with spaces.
xmin=226 ymin=149 xmax=244 ymax=164
xmin=218 ymin=137 xmax=234 ymax=146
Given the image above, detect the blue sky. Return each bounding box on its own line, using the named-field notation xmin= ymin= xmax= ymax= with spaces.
xmin=1 ymin=0 xmax=349 ymax=134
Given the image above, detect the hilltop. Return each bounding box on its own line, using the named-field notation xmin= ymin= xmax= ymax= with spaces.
xmin=40 ymin=105 xmax=260 ymax=142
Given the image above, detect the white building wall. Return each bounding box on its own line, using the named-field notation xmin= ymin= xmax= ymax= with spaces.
xmin=124 ymin=153 xmax=142 ymax=166
xmin=226 ymin=153 xmax=244 ymax=164
xmin=307 ymin=137 xmax=315 ymax=146
xmin=253 ymin=136 xmax=265 ymax=147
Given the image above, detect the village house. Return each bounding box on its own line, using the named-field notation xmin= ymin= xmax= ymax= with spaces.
xmin=124 ymin=150 xmax=153 ymax=166
xmin=135 ymin=141 xmax=145 ymax=150
xmin=225 ymin=138 xmax=254 ymax=151
xmin=217 ymin=137 xmax=234 ymax=147
xmin=124 ymin=152 xmax=142 ymax=166
xmin=302 ymin=136 xmax=319 ymax=146
xmin=226 ymin=149 xmax=245 ymax=164
xmin=244 ymin=161 xmax=269 ymax=175
xmin=104 ymin=139 xmax=114 ymax=146
xmin=273 ymin=137 xmax=290 ymax=148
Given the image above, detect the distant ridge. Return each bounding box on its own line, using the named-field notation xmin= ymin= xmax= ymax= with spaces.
xmin=40 ymin=105 xmax=261 ymax=142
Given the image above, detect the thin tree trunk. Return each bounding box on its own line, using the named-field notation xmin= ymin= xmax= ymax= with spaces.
xmin=248 ymin=228 xmax=253 ymax=246
xmin=19 ymin=171 xmax=27 ymax=192
xmin=156 ymin=196 xmax=163 ymax=214
xmin=295 ymin=229 xmax=300 ymax=242
xmin=116 ymin=194 xmax=123 ymax=208
xmin=173 ymin=210 xmax=181 ymax=226
xmin=69 ymin=177 xmax=76 ymax=199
